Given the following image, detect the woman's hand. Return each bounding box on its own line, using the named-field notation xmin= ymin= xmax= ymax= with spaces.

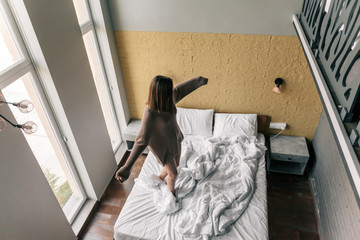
xmin=115 ymin=166 xmax=131 ymax=183
xmin=199 ymin=76 xmax=208 ymax=85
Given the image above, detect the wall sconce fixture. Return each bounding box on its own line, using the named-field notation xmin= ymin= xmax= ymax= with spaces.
xmin=0 ymin=114 xmax=38 ymax=134
xmin=0 ymin=93 xmax=38 ymax=134
xmin=273 ymin=78 xmax=284 ymax=94
xmin=0 ymin=99 xmax=34 ymax=113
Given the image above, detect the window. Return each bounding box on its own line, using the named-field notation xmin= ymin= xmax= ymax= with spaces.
xmin=0 ymin=7 xmax=21 ymax=72
xmin=72 ymin=0 xmax=122 ymax=151
xmin=0 ymin=0 xmax=86 ymax=223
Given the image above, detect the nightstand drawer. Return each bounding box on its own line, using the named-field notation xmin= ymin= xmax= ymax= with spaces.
xmin=271 ymin=152 xmax=309 ymax=163
xmin=268 ymin=135 xmax=310 ymax=175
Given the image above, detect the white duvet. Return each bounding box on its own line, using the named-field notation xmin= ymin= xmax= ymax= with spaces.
xmin=135 ymin=135 xmax=266 ymax=239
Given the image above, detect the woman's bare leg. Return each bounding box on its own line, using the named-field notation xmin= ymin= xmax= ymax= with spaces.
xmin=164 ymin=160 xmax=178 ymax=196
xmin=161 ymin=145 xmax=180 ymax=182
xmin=159 ymin=167 xmax=167 ymax=181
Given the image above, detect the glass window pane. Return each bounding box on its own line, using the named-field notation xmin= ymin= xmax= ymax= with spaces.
xmin=72 ymin=0 xmax=90 ymax=25
xmin=1 ymin=73 xmax=85 ymax=221
xmin=83 ymin=31 xmax=121 ymax=149
xmin=0 ymin=7 xmax=22 ymax=72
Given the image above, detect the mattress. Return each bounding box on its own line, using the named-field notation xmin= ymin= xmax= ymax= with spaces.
xmin=114 ymin=134 xmax=268 ymax=240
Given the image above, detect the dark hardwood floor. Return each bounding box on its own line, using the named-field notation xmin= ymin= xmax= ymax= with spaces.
xmin=267 ymin=173 xmax=319 ymax=240
xmin=79 ymin=153 xmax=319 ymax=240
xmin=79 ymin=152 xmax=144 ymax=240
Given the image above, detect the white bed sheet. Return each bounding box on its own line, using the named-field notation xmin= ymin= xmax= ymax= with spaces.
xmin=114 ymin=134 xmax=268 ymax=240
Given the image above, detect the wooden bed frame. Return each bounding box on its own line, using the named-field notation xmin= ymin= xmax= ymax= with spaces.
xmin=257 ymin=115 xmax=270 ymax=135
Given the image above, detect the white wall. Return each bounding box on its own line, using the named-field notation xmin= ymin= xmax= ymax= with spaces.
xmin=108 ymin=0 xmax=302 ymax=36
xmin=0 ymin=105 xmax=76 ymax=240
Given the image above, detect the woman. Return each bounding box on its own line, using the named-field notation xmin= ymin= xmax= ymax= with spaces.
xmin=115 ymin=75 xmax=208 ymax=195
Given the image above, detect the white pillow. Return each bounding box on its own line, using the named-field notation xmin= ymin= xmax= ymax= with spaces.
xmin=176 ymin=107 xmax=214 ymax=137
xmin=213 ymin=113 xmax=257 ymax=137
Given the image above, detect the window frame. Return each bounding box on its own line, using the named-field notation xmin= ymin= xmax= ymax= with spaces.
xmin=0 ymin=0 xmax=87 ymax=224
xmin=75 ymin=0 xmax=123 ymax=152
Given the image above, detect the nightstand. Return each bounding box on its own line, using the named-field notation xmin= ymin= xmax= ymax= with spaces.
xmin=123 ymin=119 xmax=149 ymax=154
xmin=268 ymin=134 xmax=309 ymax=175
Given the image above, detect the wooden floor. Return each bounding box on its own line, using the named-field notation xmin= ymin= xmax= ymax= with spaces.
xmin=79 ymin=152 xmax=144 ymax=240
xmin=80 ymin=154 xmax=319 ymax=240
xmin=267 ymin=173 xmax=319 ymax=240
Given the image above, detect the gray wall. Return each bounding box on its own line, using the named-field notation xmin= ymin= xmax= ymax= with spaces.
xmin=0 ymin=105 xmax=76 ymax=240
xmin=311 ymin=111 xmax=360 ymax=239
xmin=23 ymin=0 xmax=116 ymax=200
xmin=108 ymin=0 xmax=302 ymax=36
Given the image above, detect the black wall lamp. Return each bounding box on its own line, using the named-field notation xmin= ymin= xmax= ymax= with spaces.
xmin=273 ymin=78 xmax=284 ymax=94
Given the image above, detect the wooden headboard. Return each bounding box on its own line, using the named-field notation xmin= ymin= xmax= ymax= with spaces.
xmin=257 ymin=115 xmax=269 ymax=135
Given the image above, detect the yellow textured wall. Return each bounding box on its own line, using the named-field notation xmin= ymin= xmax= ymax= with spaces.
xmin=115 ymin=31 xmax=323 ymax=140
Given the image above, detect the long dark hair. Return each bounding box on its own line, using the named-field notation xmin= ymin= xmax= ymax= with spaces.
xmin=146 ymin=75 xmax=174 ymax=113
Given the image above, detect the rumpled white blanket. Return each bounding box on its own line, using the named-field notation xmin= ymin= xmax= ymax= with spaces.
xmin=135 ymin=135 xmax=266 ymax=239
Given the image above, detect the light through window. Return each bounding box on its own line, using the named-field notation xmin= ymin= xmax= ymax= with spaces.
xmin=72 ymin=0 xmax=122 ymax=151
xmin=72 ymin=0 xmax=89 ymax=25
xmin=83 ymin=31 xmax=120 ymax=146
xmin=2 ymin=74 xmax=86 ymax=222
xmin=0 ymin=7 xmax=21 ymax=72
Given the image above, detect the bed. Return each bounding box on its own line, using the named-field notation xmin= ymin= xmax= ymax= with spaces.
xmin=114 ymin=109 xmax=269 ymax=240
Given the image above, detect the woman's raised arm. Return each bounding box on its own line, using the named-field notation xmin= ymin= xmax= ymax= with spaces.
xmin=173 ymin=76 xmax=208 ymax=104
